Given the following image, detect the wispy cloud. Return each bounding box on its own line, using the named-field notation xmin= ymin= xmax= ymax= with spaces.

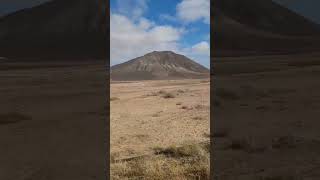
xmin=159 ymin=14 xmax=178 ymax=22
xmin=191 ymin=41 xmax=210 ymax=56
xmin=115 ymin=0 xmax=149 ymax=20
xmin=177 ymin=0 xmax=210 ymax=24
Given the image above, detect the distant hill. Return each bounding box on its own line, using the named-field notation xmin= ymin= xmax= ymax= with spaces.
xmin=213 ymin=0 xmax=320 ymax=56
xmin=111 ymin=51 xmax=209 ymax=81
xmin=0 ymin=0 xmax=107 ymax=61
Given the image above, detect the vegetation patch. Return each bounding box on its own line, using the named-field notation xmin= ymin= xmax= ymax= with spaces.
xmin=216 ymin=88 xmax=239 ymax=100
xmin=158 ymin=90 xmax=166 ymax=94
xmin=152 ymin=113 xmax=160 ymax=117
xmin=0 ymin=112 xmax=32 ymax=125
xmin=226 ymin=137 xmax=267 ymax=153
xmin=149 ymin=90 xmax=176 ymax=99
xmin=181 ymin=106 xmax=189 ymax=110
xmin=111 ymin=142 xmax=210 ymax=180
xmin=111 ymin=97 xmax=120 ymax=101
xmin=162 ymin=92 xmax=175 ymax=99
xmin=153 ymin=143 xmax=207 ymax=158
xmin=272 ymin=135 xmax=300 ymax=149
xmin=192 ymin=116 xmax=203 ymax=120
xmin=258 ymin=175 xmax=302 ymax=180
xmin=177 ymin=89 xmax=186 ymax=93
xmin=194 ymin=104 xmax=207 ymax=110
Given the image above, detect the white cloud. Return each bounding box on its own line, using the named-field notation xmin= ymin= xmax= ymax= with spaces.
xmin=178 ymin=41 xmax=210 ymax=68
xmin=111 ymin=13 xmax=184 ymax=65
xmin=138 ymin=17 xmax=154 ymax=29
xmin=191 ymin=41 xmax=210 ymax=55
xmin=115 ymin=0 xmax=149 ymax=20
xmin=177 ymin=0 xmax=210 ymax=24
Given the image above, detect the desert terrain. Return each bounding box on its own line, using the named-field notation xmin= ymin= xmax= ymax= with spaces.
xmin=0 ymin=62 xmax=107 ymax=180
xmin=213 ymin=53 xmax=320 ymax=180
xmin=110 ymin=79 xmax=210 ymax=179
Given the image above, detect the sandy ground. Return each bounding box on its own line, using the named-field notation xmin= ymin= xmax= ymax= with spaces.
xmin=213 ymin=53 xmax=320 ymax=180
xmin=0 ymin=62 xmax=107 ymax=180
xmin=110 ymin=79 xmax=210 ymax=159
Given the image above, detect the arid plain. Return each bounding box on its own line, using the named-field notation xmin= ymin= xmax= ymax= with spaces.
xmin=213 ymin=53 xmax=320 ymax=180
xmin=0 ymin=62 xmax=107 ymax=180
xmin=111 ymin=79 xmax=210 ymax=179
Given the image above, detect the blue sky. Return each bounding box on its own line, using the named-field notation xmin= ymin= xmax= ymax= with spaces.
xmin=110 ymin=0 xmax=210 ymax=67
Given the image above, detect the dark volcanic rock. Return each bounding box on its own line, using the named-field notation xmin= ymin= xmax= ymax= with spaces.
xmin=111 ymin=51 xmax=209 ymax=81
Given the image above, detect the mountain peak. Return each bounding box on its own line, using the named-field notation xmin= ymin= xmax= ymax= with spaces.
xmin=111 ymin=51 xmax=209 ymax=81
xmin=146 ymin=51 xmax=177 ymax=56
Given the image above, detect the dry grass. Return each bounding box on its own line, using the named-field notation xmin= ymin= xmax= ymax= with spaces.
xmin=194 ymin=104 xmax=206 ymax=110
xmin=258 ymin=175 xmax=301 ymax=180
xmin=111 ymin=97 xmax=120 ymax=101
xmin=216 ymin=88 xmax=239 ymax=100
xmin=158 ymin=90 xmax=166 ymax=94
xmin=111 ymin=79 xmax=210 ymax=179
xmin=226 ymin=136 xmax=267 ymax=153
xmin=162 ymin=92 xmax=175 ymax=99
xmin=146 ymin=90 xmax=176 ymax=99
xmin=192 ymin=116 xmax=203 ymax=120
xmin=181 ymin=106 xmax=188 ymax=110
xmin=271 ymin=135 xmax=299 ymax=149
xmin=111 ymin=142 xmax=210 ymax=180
xmin=0 ymin=112 xmax=32 ymax=125
xmin=151 ymin=111 xmax=163 ymax=117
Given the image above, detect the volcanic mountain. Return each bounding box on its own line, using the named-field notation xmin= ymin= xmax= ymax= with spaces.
xmin=110 ymin=51 xmax=209 ymax=81
xmin=0 ymin=0 xmax=107 ymax=60
xmin=213 ymin=0 xmax=320 ymax=56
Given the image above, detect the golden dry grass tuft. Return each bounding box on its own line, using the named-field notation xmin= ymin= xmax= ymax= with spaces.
xmin=146 ymin=90 xmax=176 ymax=99
xmin=162 ymin=92 xmax=175 ymax=99
xmin=111 ymin=142 xmax=210 ymax=180
xmin=111 ymin=97 xmax=120 ymax=101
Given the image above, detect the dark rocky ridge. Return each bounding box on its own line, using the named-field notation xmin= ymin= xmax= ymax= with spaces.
xmin=213 ymin=0 xmax=320 ymax=57
xmin=111 ymin=51 xmax=209 ymax=81
xmin=0 ymin=0 xmax=107 ymax=61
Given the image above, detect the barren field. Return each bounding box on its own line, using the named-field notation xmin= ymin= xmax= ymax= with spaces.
xmin=110 ymin=79 xmax=210 ymax=179
xmin=0 ymin=62 xmax=107 ymax=180
xmin=213 ymin=53 xmax=320 ymax=180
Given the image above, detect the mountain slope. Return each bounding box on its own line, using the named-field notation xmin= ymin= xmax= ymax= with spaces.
xmin=212 ymin=0 xmax=320 ymax=56
xmin=111 ymin=51 xmax=209 ymax=81
xmin=0 ymin=0 xmax=107 ymax=60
